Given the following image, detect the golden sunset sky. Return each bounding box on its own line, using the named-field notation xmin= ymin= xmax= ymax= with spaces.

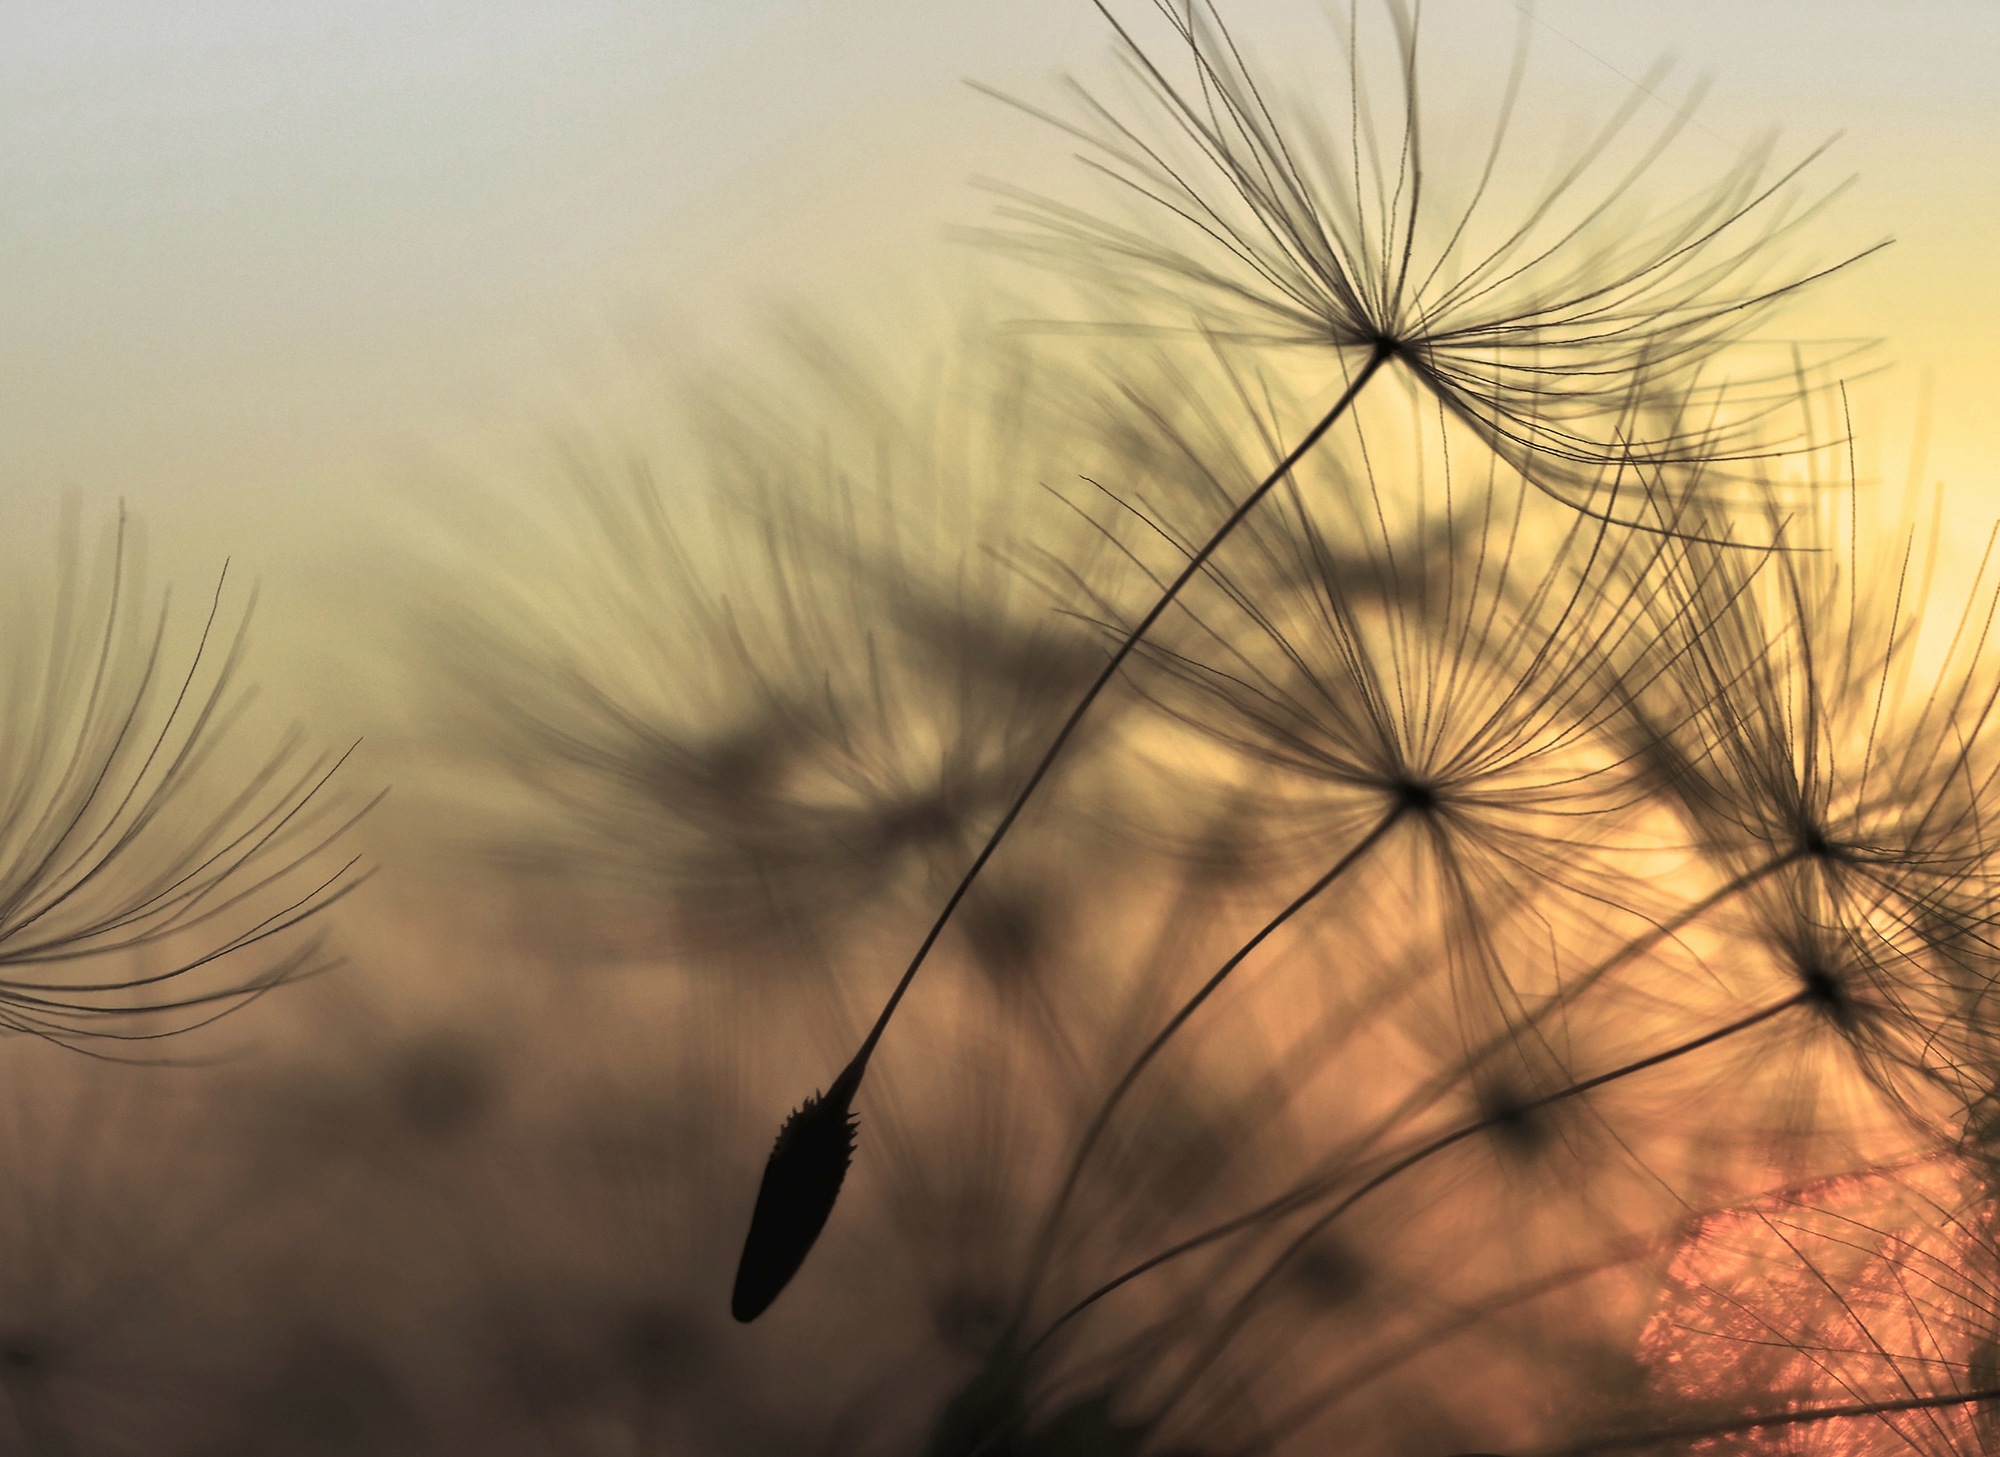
xmin=3 ymin=1 xmax=1993 ymax=646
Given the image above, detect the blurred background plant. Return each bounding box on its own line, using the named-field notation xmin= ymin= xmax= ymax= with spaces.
xmin=5 ymin=1 xmax=2000 ymax=1455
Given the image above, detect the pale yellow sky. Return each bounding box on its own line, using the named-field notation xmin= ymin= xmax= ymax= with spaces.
xmin=3 ymin=0 xmax=1995 ymax=701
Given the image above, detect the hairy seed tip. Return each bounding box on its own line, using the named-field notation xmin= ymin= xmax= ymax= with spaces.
xmin=731 ymin=1061 xmax=861 ymax=1322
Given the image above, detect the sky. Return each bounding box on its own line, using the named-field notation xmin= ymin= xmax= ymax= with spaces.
xmin=2 ymin=0 xmax=1996 ymax=679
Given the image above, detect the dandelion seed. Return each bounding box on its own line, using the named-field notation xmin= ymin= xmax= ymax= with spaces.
xmin=982 ymin=0 xmax=1880 ymax=499
xmin=1613 ymin=477 xmax=2000 ymax=1132
xmin=732 ymin=1061 xmax=862 ymax=1323
xmin=433 ymin=333 xmax=1122 ymax=962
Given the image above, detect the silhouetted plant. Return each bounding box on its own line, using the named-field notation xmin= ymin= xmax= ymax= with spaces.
xmin=426 ymin=330 xmax=1127 ymax=965
xmin=1612 ymin=481 xmax=2000 ymax=1142
xmin=0 ymin=509 xmax=368 ymax=1049
xmin=978 ymin=0 xmax=1878 ymax=503
xmin=401 ymin=3 xmax=2000 ymax=1455
xmin=734 ymin=0 xmax=1881 ymax=1333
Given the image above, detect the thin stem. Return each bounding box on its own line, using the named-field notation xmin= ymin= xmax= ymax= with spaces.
xmin=1013 ymin=803 xmax=1407 ymax=1325
xmin=1552 ymin=1384 xmax=2000 ymax=1455
xmin=730 ymin=344 xmax=1397 ymax=1325
xmin=1146 ymin=989 xmax=1814 ymax=1425
xmin=847 ymin=342 xmax=1394 ymax=1078
xmin=1023 ymin=846 xmax=1806 ymax=1347
xmin=1029 ymin=977 xmax=1808 ymax=1360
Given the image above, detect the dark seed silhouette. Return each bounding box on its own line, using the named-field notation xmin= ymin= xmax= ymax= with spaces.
xmin=731 ymin=1060 xmax=862 ymax=1322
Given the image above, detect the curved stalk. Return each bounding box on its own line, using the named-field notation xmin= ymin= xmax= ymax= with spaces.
xmin=847 ymin=343 xmax=1396 ymax=1076
xmin=1012 ymin=804 xmax=1408 ymax=1326
xmin=1143 ymin=991 xmax=1812 ymax=1422
xmin=732 ymin=343 xmax=1395 ymax=1320
xmin=1022 ymin=847 xmax=1807 ymax=1349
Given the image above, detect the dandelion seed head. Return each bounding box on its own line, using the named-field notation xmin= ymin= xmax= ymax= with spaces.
xmin=1794 ymin=964 xmax=1849 ymax=1020
xmin=434 ymin=332 xmax=1135 ymax=968
xmin=1390 ymin=776 xmax=1439 ymax=815
xmin=1477 ymin=1082 xmax=1556 ymax=1160
xmin=983 ymin=0 xmax=1880 ymax=506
